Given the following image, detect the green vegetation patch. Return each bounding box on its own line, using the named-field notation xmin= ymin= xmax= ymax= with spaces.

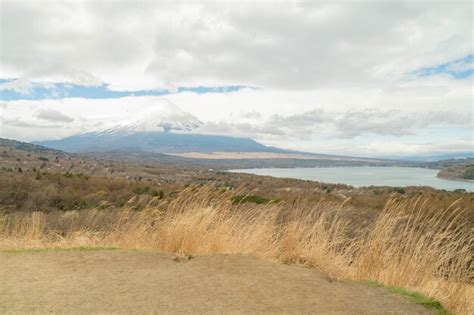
xmin=462 ymin=165 xmax=474 ymax=180
xmin=1 ymin=246 xmax=119 ymax=254
xmin=231 ymin=194 xmax=278 ymax=205
xmin=133 ymin=186 xmax=164 ymax=198
xmin=392 ymin=187 xmax=406 ymax=194
xmin=361 ymin=280 xmax=448 ymax=314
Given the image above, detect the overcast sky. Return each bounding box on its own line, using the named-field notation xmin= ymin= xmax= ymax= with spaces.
xmin=0 ymin=0 xmax=472 ymax=157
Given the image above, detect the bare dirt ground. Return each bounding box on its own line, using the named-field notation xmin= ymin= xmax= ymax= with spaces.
xmin=0 ymin=249 xmax=433 ymax=314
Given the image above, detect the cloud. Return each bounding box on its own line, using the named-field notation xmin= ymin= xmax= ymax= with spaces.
xmin=355 ymin=140 xmax=474 ymax=157
xmin=0 ymin=79 xmax=55 ymax=95
xmin=1 ymin=1 xmax=471 ymax=90
xmin=1 ymin=117 xmax=63 ymax=129
xmin=199 ymin=121 xmax=286 ymax=137
xmin=35 ymin=109 xmax=74 ymax=123
xmin=331 ymin=108 xmax=471 ymax=138
xmin=197 ymin=107 xmax=470 ymax=140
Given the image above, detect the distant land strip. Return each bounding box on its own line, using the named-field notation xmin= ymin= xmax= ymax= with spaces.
xmin=167 ymin=151 xmax=382 ymax=161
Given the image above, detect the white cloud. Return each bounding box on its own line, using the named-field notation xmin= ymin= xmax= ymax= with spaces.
xmin=354 ymin=140 xmax=474 ymax=157
xmin=35 ymin=109 xmax=74 ymax=123
xmin=0 ymin=79 xmax=56 ymax=95
xmin=1 ymin=1 xmax=471 ymax=90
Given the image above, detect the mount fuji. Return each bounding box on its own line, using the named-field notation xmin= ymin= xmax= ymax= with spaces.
xmin=35 ymin=102 xmax=287 ymax=155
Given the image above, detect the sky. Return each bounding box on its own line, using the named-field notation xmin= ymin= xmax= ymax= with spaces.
xmin=0 ymin=0 xmax=473 ymax=157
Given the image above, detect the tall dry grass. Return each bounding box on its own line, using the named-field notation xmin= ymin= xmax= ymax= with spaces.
xmin=0 ymin=186 xmax=472 ymax=314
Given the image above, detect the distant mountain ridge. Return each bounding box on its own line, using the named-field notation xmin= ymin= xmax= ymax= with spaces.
xmin=34 ymin=131 xmax=290 ymax=154
xmin=33 ymin=101 xmax=292 ymax=154
xmin=383 ymin=152 xmax=474 ymax=162
xmin=0 ymin=137 xmax=68 ymax=156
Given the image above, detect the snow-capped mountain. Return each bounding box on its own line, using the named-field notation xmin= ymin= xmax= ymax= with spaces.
xmin=95 ymin=100 xmax=202 ymax=135
xmin=34 ymin=101 xmax=287 ymax=154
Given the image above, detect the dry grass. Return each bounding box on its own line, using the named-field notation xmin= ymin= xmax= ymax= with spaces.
xmin=1 ymin=186 xmax=472 ymax=314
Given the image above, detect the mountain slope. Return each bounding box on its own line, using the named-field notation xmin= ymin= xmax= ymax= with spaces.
xmin=0 ymin=138 xmax=69 ymax=156
xmin=33 ymin=101 xmax=291 ymax=154
xmin=97 ymin=100 xmax=203 ymax=134
xmin=35 ymin=132 xmax=289 ymax=154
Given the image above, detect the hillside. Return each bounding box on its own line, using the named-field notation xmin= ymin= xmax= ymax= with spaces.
xmin=1 ymin=138 xmax=473 ymax=314
xmin=35 ymin=132 xmax=289 ymax=154
xmin=0 ymin=138 xmax=67 ymax=156
xmin=422 ymin=158 xmax=474 ymax=181
xmin=438 ymin=165 xmax=474 ymax=180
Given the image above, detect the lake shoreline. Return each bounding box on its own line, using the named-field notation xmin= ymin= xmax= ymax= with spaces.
xmin=229 ymin=166 xmax=474 ymax=192
xmin=436 ymin=173 xmax=474 ymax=183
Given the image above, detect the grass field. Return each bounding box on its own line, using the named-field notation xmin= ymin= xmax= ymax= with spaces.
xmin=1 ymin=186 xmax=472 ymax=314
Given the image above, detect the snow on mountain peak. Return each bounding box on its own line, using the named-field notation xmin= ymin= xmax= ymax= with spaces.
xmin=97 ymin=100 xmax=202 ymax=134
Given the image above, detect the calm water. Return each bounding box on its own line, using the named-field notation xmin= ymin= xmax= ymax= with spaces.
xmin=229 ymin=167 xmax=474 ymax=192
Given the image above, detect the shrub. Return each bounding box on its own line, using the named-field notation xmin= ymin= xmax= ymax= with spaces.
xmin=393 ymin=187 xmax=405 ymax=194
xmin=231 ymin=194 xmax=272 ymax=204
xmin=462 ymin=166 xmax=474 ymax=180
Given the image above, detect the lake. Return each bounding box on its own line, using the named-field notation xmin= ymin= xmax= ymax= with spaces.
xmin=229 ymin=167 xmax=474 ymax=192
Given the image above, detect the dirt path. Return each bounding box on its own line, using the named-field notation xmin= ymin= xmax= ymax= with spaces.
xmin=0 ymin=249 xmax=433 ymax=314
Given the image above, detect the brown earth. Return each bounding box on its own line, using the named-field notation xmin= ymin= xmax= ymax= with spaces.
xmin=0 ymin=249 xmax=434 ymax=314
